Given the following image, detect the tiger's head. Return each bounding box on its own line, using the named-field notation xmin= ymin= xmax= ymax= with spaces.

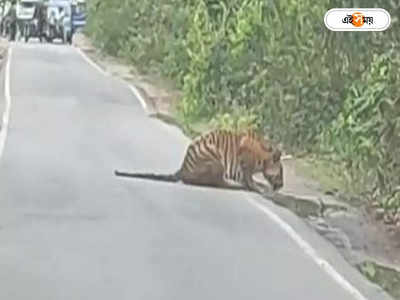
xmin=239 ymin=133 xmax=284 ymax=191
xmin=253 ymin=140 xmax=283 ymax=191
xmin=262 ymin=148 xmax=283 ymax=191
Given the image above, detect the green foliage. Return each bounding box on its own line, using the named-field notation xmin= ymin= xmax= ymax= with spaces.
xmin=321 ymin=52 xmax=400 ymax=198
xmin=357 ymin=261 xmax=400 ymax=300
xmin=360 ymin=261 xmax=377 ymax=280
xmin=210 ymin=106 xmax=261 ymax=132
xmin=87 ymin=0 xmax=400 ymax=211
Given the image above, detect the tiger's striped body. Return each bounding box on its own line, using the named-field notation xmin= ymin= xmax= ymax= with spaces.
xmin=181 ymin=130 xmax=247 ymax=183
xmin=115 ymin=129 xmax=283 ymax=194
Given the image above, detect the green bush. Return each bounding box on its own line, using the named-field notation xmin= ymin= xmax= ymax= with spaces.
xmin=210 ymin=107 xmax=262 ymax=132
xmin=86 ymin=0 xmax=400 ymax=211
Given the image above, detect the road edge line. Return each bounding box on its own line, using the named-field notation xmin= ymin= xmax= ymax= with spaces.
xmin=75 ymin=47 xmax=151 ymax=114
xmin=128 ymin=84 xmax=148 ymax=113
xmin=0 ymin=47 xmax=12 ymax=160
xmin=246 ymin=195 xmax=369 ymax=300
xmin=75 ymin=47 xmax=109 ymax=77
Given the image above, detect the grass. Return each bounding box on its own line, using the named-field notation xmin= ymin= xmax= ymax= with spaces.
xmin=293 ymin=156 xmax=366 ymax=207
xmin=358 ymin=261 xmax=400 ymax=300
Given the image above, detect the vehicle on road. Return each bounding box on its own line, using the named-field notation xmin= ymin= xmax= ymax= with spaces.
xmin=16 ymin=0 xmax=41 ymax=42
xmin=42 ymin=1 xmax=69 ymax=44
xmin=17 ymin=0 xmax=45 ymax=43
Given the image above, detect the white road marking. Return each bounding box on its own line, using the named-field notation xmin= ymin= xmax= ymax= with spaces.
xmin=75 ymin=47 xmax=109 ymax=76
xmin=75 ymin=47 xmax=150 ymax=113
xmin=74 ymin=42 xmax=370 ymax=299
xmin=246 ymin=195 xmax=368 ymax=300
xmin=0 ymin=47 xmax=12 ymax=160
xmin=128 ymin=84 xmax=148 ymax=112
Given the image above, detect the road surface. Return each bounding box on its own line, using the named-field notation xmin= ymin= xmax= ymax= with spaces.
xmin=0 ymin=42 xmax=392 ymax=300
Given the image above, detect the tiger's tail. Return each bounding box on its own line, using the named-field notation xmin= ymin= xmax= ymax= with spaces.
xmin=114 ymin=170 xmax=180 ymax=182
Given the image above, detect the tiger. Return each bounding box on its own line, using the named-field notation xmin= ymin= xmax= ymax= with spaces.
xmin=114 ymin=129 xmax=283 ymax=194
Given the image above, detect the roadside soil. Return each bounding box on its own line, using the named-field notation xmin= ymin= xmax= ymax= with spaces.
xmin=72 ymin=33 xmax=400 ymax=298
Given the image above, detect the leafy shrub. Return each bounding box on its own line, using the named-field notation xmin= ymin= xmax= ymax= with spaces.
xmin=210 ymin=107 xmax=261 ymax=132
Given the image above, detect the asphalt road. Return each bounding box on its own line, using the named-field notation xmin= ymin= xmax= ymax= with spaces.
xmin=0 ymin=42 xmax=392 ymax=300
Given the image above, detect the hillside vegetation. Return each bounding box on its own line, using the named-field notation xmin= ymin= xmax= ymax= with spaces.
xmin=86 ymin=0 xmax=400 ymax=214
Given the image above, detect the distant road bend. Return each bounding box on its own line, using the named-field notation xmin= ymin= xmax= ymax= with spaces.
xmin=0 ymin=42 xmax=392 ymax=300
